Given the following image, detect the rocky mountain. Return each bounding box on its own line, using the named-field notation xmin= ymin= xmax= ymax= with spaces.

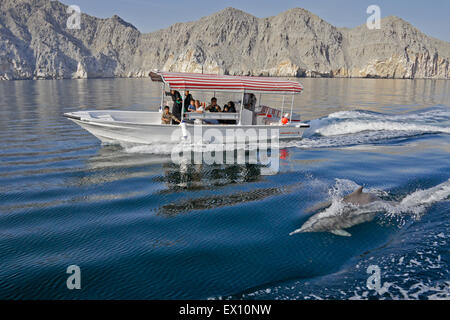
xmin=1 ymin=0 xmax=449 ymax=80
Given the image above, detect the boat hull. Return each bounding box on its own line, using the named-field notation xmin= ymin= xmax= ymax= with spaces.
xmin=64 ymin=111 xmax=309 ymax=145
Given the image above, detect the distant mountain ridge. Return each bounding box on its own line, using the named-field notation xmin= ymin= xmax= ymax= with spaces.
xmin=0 ymin=0 xmax=449 ymax=80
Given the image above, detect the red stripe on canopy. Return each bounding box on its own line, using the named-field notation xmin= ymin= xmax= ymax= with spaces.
xmin=149 ymin=72 xmax=303 ymax=94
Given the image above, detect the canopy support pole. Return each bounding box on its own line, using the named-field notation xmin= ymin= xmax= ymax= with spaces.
xmin=160 ymin=83 xmax=165 ymax=111
xmin=281 ymin=95 xmax=285 ymax=121
xmin=290 ymin=95 xmax=294 ymax=122
xmin=238 ymin=90 xmax=245 ymax=126
xmin=181 ymin=94 xmax=185 ymax=122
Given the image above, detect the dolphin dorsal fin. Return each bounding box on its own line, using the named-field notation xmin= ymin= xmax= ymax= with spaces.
xmin=355 ymin=186 xmax=363 ymax=194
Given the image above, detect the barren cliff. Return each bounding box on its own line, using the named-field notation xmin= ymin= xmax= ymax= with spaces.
xmin=1 ymin=0 xmax=449 ymax=80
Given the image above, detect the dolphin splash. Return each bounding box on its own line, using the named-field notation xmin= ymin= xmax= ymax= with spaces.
xmin=290 ymin=179 xmax=450 ymax=237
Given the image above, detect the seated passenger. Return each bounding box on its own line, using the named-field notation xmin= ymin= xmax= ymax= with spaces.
xmin=187 ymin=99 xmax=196 ymax=112
xmin=161 ymin=106 xmax=181 ymax=125
xmin=194 ymin=100 xmax=204 ymax=113
xmin=192 ymin=100 xmax=206 ymax=124
xmin=204 ymin=98 xmax=220 ymax=124
xmin=223 ymin=101 xmax=237 ymax=124
xmin=226 ymin=101 xmax=236 ymax=113
xmin=220 ymin=105 xmax=228 ymax=124
xmin=205 ymin=97 xmax=221 ymax=112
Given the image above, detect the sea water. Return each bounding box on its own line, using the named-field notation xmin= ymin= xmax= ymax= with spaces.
xmin=0 ymin=78 xmax=448 ymax=299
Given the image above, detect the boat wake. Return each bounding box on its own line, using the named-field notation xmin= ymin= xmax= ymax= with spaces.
xmin=314 ymin=108 xmax=450 ymax=136
xmin=285 ymin=106 xmax=450 ymax=149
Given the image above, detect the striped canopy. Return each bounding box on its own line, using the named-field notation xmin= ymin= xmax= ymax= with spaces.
xmin=149 ymin=71 xmax=303 ymax=95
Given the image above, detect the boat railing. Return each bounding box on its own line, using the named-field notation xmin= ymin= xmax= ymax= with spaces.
xmin=183 ymin=112 xmax=240 ymax=121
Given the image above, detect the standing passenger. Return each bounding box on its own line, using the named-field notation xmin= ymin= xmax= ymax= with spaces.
xmin=165 ymin=89 xmax=182 ymax=122
xmin=184 ymin=91 xmax=194 ymax=111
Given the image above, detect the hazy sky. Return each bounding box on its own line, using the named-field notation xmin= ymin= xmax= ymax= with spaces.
xmin=59 ymin=0 xmax=450 ymax=42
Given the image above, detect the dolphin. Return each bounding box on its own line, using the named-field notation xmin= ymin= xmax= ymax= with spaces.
xmin=290 ymin=186 xmax=383 ymax=237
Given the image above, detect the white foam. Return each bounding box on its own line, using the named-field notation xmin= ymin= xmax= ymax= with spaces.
xmin=293 ymin=108 xmax=449 ymax=148
xmin=386 ymin=179 xmax=450 ymax=218
xmin=315 ymin=107 xmax=450 ymax=137
xmin=314 ymin=179 xmax=361 ymax=218
xmin=122 ymin=143 xmax=176 ymax=155
xmin=311 ymin=179 xmax=450 ymax=220
xmin=316 ymin=120 xmax=450 ymax=136
xmin=328 ymin=108 xmax=450 ymax=122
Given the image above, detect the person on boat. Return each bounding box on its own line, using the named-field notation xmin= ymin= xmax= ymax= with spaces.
xmin=223 ymin=101 xmax=237 ymax=124
xmin=243 ymin=93 xmax=257 ymax=125
xmin=205 ymin=97 xmax=221 ymax=112
xmin=243 ymin=93 xmax=257 ymax=111
xmin=192 ymin=100 xmax=204 ymax=124
xmin=203 ymin=98 xmax=221 ymax=124
xmin=161 ymin=106 xmax=181 ymax=125
xmin=226 ymin=101 xmax=236 ymax=113
xmin=194 ymin=100 xmax=204 ymax=113
xmin=184 ymin=91 xmax=194 ymax=111
xmin=187 ymin=99 xmax=196 ymax=112
xmin=165 ymin=90 xmax=182 ymax=120
xmin=220 ymin=105 xmax=228 ymax=124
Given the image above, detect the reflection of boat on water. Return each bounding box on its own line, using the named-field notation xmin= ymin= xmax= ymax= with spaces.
xmin=158 ymin=184 xmax=297 ymax=216
xmin=86 ymin=145 xmax=173 ymax=170
xmin=64 ymin=72 xmax=309 ymax=145
xmin=80 ymin=144 xmax=275 ymax=190
xmin=85 ymin=145 xmax=297 ymax=215
xmin=160 ymin=162 xmax=264 ymax=191
xmin=74 ymin=141 xmax=293 ymax=216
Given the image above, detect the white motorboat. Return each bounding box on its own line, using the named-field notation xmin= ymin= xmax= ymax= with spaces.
xmin=64 ymin=72 xmax=309 ymax=145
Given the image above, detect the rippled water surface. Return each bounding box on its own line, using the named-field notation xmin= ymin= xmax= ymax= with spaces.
xmin=0 ymin=78 xmax=449 ymax=299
